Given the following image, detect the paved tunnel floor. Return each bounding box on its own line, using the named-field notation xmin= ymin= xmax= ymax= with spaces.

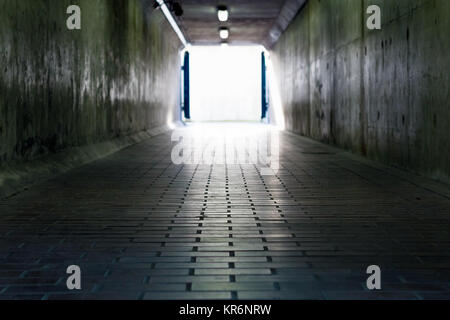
xmin=1 ymin=123 xmax=450 ymax=300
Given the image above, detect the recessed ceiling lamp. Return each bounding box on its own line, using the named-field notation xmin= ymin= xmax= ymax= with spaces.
xmin=217 ymin=5 xmax=229 ymax=22
xmin=219 ymin=27 xmax=229 ymax=40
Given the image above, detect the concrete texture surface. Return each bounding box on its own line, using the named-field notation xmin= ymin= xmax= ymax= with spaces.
xmin=0 ymin=123 xmax=450 ymax=300
xmin=0 ymin=0 xmax=182 ymax=197
xmin=270 ymin=0 xmax=449 ymax=184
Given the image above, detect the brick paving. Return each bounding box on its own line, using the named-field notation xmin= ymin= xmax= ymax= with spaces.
xmin=0 ymin=123 xmax=450 ymax=300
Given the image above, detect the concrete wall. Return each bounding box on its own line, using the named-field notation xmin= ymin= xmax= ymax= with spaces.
xmin=271 ymin=0 xmax=449 ymax=183
xmin=0 ymin=0 xmax=181 ymax=164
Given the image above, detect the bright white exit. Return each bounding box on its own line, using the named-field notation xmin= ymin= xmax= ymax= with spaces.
xmin=188 ymin=45 xmax=264 ymax=122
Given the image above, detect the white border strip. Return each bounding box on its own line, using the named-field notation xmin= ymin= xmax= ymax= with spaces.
xmin=157 ymin=0 xmax=188 ymax=46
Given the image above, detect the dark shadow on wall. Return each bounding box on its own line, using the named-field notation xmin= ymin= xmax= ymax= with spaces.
xmin=0 ymin=0 xmax=182 ymax=197
xmin=270 ymin=0 xmax=450 ymax=184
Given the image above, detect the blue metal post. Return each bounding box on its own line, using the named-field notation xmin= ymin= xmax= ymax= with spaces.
xmin=183 ymin=51 xmax=190 ymax=119
xmin=261 ymin=52 xmax=268 ymax=120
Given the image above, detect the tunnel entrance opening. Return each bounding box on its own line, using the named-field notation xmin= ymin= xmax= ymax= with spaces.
xmin=181 ymin=45 xmax=267 ymax=123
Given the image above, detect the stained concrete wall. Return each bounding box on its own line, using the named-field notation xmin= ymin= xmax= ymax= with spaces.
xmin=271 ymin=0 xmax=449 ymax=183
xmin=0 ymin=0 xmax=182 ymax=197
xmin=0 ymin=0 xmax=181 ymax=164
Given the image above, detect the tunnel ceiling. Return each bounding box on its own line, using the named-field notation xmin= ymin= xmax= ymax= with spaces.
xmin=174 ymin=0 xmax=307 ymax=47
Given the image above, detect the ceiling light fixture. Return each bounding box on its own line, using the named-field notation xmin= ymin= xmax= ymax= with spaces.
xmin=153 ymin=0 xmax=187 ymax=46
xmin=219 ymin=27 xmax=229 ymax=40
xmin=217 ymin=5 xmax=229 ymax=22
xmin=153 ymin=0 xmax=184 ymax=17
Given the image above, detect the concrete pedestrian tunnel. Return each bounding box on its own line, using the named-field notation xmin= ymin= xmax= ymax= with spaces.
xmin=0 ymin=0 xmax=449 ymax=300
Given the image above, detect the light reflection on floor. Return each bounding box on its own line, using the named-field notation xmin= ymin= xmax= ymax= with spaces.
xmin=171 ymin=122 xmax=280 ymax=175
